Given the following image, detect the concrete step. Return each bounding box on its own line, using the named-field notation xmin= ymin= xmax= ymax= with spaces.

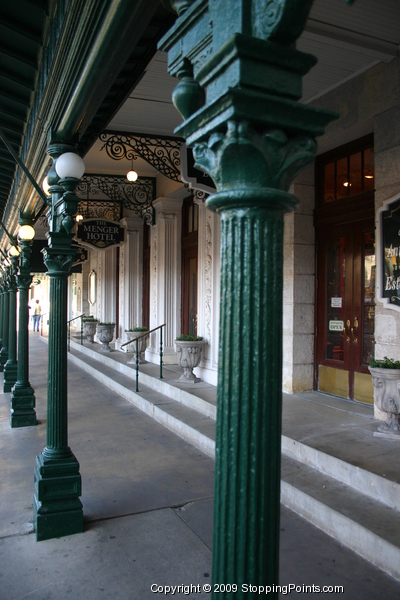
xmin=281 ymin=455 xmax=400 ymax=581
xmin=67 ymin=346 xmax=216 ymax=459
xmin=282 ymin=435 xmax=400 ymax=511
xmin=70 ymin=339 xmax=400 ymax=510
xmin=64 ymin=339 xmax=400 ymax=581
xmin=69 ymin=340 xmax=217 ymax=419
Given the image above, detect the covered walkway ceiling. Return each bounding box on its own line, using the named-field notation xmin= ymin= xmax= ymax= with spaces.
xmin=0 ymin=0 xmax=48 ymax=219
xmin=1 ymin=0 xmax=400 ymax=224
xmin=0 ymin=0 xmax=175 ymax=227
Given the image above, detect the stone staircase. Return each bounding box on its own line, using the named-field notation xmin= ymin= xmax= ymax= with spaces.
xmin=65 ymin=338 xmax=400 ymax=582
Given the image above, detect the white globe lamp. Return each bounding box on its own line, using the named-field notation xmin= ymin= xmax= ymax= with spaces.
xmin=55 ymin=152 xmax=85 ymax=180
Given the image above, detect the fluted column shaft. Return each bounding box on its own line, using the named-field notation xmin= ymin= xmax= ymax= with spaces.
xmin=45 ymin=272 xmax=69 ymax=452
xmin=212 ymin=199 xmax=285 ymax=590
xmin=4 ymin=270 xmax=18 ymax=392
xmin=16 ymin=286 xmax=30 ymax=385
xmin=0 ymin=286 xmax=10 ymax=370
xmin=0 ymin=290 xmax=3 ymax=349
xmin=10 ymin=273 xmax=37 ymax=427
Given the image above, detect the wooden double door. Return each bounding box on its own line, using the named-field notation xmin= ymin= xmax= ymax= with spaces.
xmin=315 ymin=218 xmax=375 ymax=403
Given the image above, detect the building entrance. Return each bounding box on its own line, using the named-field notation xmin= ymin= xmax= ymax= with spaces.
xmin=316 ymin=219 xmax=375 ymax=402
xmin=314 ymin=136 xmax=375 ymax=403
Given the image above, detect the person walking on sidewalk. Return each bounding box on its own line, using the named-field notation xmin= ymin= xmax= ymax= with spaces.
xmin=33 ymin=299 xmax=41 ymax=332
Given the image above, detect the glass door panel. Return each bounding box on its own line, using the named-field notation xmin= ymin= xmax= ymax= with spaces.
xmin=325 ymin=236 xmax=345 ymax=362
xmin=363 ymin=232 xmax=375 ymax=365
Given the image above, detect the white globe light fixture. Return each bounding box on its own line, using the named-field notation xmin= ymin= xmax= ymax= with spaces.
xmin=18 ymin=224 xmax=36 ymax=242
xmin=9 ymin=245 xmax=21 ymax=257
xmin=126 ymin=156 xmax=138 ymax=182
xmin=55 ymin=152 xmax=85 ymax=180
xmin=126 ymin=169 xmax=138 ymax=182
xmin=42 ymin=176 xmax=50 ymax=196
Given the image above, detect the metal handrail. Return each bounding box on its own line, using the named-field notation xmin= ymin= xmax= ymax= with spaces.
xmin=67 ymin=314 xmax=85 ymax=324
xmin=121 ymin=323 xmax=166 ymax=392
xmin=67 ymin=313 xmax=85 ymax=351
xmin=40 ymin=312 xmax=49 ymax=337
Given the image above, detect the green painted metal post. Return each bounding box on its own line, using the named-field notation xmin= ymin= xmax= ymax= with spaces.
xmin=0 ymin=285 xmax=3 ymax=350
xmin=4 ymin=255 xmax=19 ymax=393
xmin=159 ymin=327 xmax=163 ymax=380
xmin=210 ymin=193 xmax=292 ymax=587
xmin=33 ymin=139 xmax=83 ymax=541
xmin=159 ymin=0 xmax=349 ymax=594
xmin=0 ymin=268 xmax=10 ymax=372
xmin=10 ymin=237 xmax=36 ymax=427
xmin=136 ymin=338 xmax=139 ymax=392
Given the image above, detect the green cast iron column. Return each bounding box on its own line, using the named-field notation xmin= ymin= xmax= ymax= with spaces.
xmin=33 ymin=140 xmax=83 ymax=541
xmin=4 ymin=255 xmax=19 ymax=393
xmin=159 ymin=0 xmax=352 ymax=594
xmin=209 ymin=192 xmax=294 ymax=587
xmin=0 ymin=271 xmax=10 ymax=372
xmin=0 ymin=286 xmax=3 ymax=350
xmin=10 ymin=239 xmax=36 ymax=427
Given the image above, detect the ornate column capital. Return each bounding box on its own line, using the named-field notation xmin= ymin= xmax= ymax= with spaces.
xmin=16 ymin=239 xmax=33 ymax=290
xmin=194 ymin=120 xmax=317 ymax=197
xmin=8 ymin=256 xmax=19 ymax=293
xmin=153 ymin=197 xmax=183 ymax=214
xmin=160 ymin=1 xmax=339 ymax=218
xmin=120 ymin=216 xmax=144 ymax=234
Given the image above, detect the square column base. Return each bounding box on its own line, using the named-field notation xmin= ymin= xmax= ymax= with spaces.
xmin=10 ymin=384 xmax=36 ymax=427
xmin=34 ymin=452 xmax=83 ymax=541
xmin=4 ymin=361 xmax=18 ymax=393
xmin=0 ymin=350 xmax=8 ymax=372
xmin=34 ymin=499 xmax=83 ymax=542
xmin=11 ymin=411 xmax=37 ymax=428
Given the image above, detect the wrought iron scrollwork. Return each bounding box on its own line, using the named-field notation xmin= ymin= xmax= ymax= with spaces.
xmin=192 ymin=188 xmax=208 ymax=203
xmin=99 ymin=132 xmax=184 ymax=182
xmin=75 ymin=173 xmax=156 ymax=224
xmin=76 ymin=199 xmax=121 ymax=222
xmin=39 ymin=209 xmax=51 ymax=229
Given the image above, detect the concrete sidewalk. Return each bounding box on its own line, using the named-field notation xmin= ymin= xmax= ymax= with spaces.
xmin=0 ymin=334 xmax=399 ymax=598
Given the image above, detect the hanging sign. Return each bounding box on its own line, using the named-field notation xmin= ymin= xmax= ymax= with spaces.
xmin=380 ymin=197 xmax=400 ymax=308
xmin=76 ymin=219 xmax=125 ymax=250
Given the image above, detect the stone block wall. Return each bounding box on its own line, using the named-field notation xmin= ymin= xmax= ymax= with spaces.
xmin=283 ymin=164 xmax=315 ymax=393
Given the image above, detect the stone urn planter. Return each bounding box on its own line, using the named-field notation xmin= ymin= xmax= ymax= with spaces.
xmin=97 ymin=323 xmax=115 ymax=352
xmin=175 ymin=335 xmax=205 ymax=383
xmin=369 ymin=357 xmax=400 ymax=439
xmin=82 ymin=318 xmax=98 ymax=343
xmin=125 ymin=328 xmax=148 ymax=365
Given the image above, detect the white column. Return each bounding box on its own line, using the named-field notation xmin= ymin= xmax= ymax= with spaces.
xmin=116 ymin=217 xmax=144 ymax=348
xmin=99 ymin=247 xmax=117 ymax=325
xmin=147 ymin=197 xmax=182 ymax=364
xmin=81 ymin=259 xmax=91 ymax=317
xmin=195 ymin=200 xmax=221 ymax=386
